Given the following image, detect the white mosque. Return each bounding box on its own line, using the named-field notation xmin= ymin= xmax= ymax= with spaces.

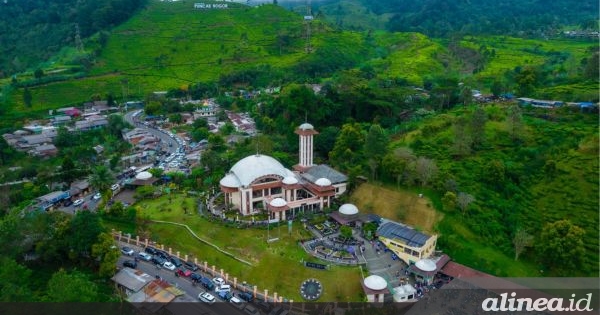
xmin=219 ymin=123 xmax=348 ymax=221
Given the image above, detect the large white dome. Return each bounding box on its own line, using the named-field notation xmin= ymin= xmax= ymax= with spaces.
xmin=364 ymin=275 xmax=387 ymax=291
xmin=136 ymin=171 xmax=152 ymax=180
xmin=415 ymin=259 xmax=437 ymax=272
xmin=269 ymin=198 xmax=287 ymax=207
xmin=228 ymin=154 xmax=289 ymax=187
xmin=339 ymin=204 xmax=359 ymax=216
xmin=315 ymin=177 xmax=332 ymax=186
xmin=220 ymin=173 xmax=241 ymax=188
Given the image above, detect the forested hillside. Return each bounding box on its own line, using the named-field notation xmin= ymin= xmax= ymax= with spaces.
xmin=0 ymin=0 xmax=146 ymax=74
xmin=393 ymin=105 xmax=599 ymax=276
xmin=317 ymin=0 xmax=598 ymax=36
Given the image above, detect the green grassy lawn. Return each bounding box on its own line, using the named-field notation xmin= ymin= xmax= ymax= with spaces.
xmin=134 ymin=194 xmax=364 ymax=301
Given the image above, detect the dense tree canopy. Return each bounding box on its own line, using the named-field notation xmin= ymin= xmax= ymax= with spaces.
xmin=0 ymin=0 xmax=147 ymax=74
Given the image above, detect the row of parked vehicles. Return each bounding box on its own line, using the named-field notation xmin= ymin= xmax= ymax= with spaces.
xmin=120 ymin=245 xmax=284 ymax=314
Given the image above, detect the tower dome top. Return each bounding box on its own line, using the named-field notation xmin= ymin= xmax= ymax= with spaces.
xmin=299 ymin=122 xmax=314 ymax=130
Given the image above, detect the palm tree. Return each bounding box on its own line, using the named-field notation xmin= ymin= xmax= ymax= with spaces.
xmin=88 ymin=165 xmax=113 ymax=194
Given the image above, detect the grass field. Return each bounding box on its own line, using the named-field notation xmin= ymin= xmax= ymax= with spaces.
xmin=132 ymin=194 xmax=364 ymax=301
xmin=349 ymin=182 xmax=442 ymax=233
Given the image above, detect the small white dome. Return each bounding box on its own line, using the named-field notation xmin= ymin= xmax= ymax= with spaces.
xmin=282 ymin=176 xmax=299 ymax=185
xmin=270 ymin=198 xmax=287 ymax=207
xmin=364 ymin=275 xmax=387 ymax=291
xmin=339 ymin=204 xmax=359 ymax=216
xmin=415 ymin=259 xmax=437 ymax=272
xmin=315 ymin=177 xmax=331 ymax=186
xmin=299 ymin=123 xmax=314 ymax=130
xmin=136 ymin=171 xmax=152 ymax=180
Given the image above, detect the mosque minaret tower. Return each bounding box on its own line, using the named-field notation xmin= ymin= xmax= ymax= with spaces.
xmin=294 ymin=122 xmax=318 ymax=172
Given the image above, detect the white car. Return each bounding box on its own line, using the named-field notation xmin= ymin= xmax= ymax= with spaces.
xmin=121 ymin=246 xmax=135 ymax=256
xmin=138 ymin=252 xmax=152 ymax=261
xmin=111 ymin=184 xmax=120 ymax=191
xmin=163 ymin=261 xmax=176 ymax=270
xmin=92 ymin=193 xmax=102 ymax=200
xmin=230 ymin=296 xmax=245 ymax=310
xmin=73 ymin=199 xmax=84 ymax=207
xmin=212 ymin=277 xmax=225 ymax=286
xmin=198 ymin=292 xmax=216 ymax=304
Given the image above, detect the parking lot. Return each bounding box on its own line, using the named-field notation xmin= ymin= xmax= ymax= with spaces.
xmin=115 ymin=241 xmax=289 ymax=315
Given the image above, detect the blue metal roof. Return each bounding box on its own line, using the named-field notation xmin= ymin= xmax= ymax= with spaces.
xmin=377 ymin=221 xmax=431 ymax=247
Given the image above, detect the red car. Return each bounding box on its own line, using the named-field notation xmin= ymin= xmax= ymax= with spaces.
xmin=176 ymin=268 xmax=192 ymax=277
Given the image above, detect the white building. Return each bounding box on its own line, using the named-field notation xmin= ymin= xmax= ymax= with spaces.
xmin=219 ymin=123 xmax=347 ymax=220
xmin=361 ymin=275 xmax=389 ymax=303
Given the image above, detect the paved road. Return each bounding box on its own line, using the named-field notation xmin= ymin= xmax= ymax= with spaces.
xmin=58 ymin=192 xmax=102 ymax=214
xmin=124 ymin=110 xmax=182 ymax=156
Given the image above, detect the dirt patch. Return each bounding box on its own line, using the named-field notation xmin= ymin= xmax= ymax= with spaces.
xmin=349 ymin=183 xmax=442 ymax=233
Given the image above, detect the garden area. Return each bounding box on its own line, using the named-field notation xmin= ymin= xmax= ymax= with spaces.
xmin=128 ymin=194 xmax=364 ymax=301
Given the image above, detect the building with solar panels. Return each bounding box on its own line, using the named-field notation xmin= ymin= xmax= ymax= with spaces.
xmin=376 ymin=219 xmax=438 ymax=265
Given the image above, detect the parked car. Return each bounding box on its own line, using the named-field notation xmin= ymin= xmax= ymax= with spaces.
xmin=212 ymin=277 xmax=225 ymax=286
xmin=145 ymin=246 xmax=159 ymax=255
xmin=111 ymin=184 xmax=120 ymax=191
xmin=63 ymin=199 xmax=73 ymax=207
xmin=73 ymin=199 xmax=84 ymax=207
xmin=163 ymin=261 xmax=176 ymax=270
xmin=255 ymin=299 xmax=272 ymax=312
xmin=244 ymin=305 xmax=260 ymax=315
xmin=156 ymin=250 xmax=170 ymax=260
xmin=138 ymin=252 xmax=152 ymax=261
xmin=200 ymin=277 xmax=215 ymax=290
xmin=198 ymin=292 xmax=216 ymax=304
xmin=217 ymin=290 xmax=233 ymax=301
xmin=216 ymin=284 xmax=231 ymax=293
xmin=170 ymin=256 xmax=183 ymax=268
xmin=237 ymin=292 xmax=254 ymax=302
xmin=184 ymin=261 xmax=199 ymax=271
xmin=269 ymin=306 xmax=286 ymax=315
xmin=176 ymin=268 xmax=192 ymax=277
xmin=190 ymin=273 xmax=202 ymax=282
xmin=121 ymin=246 xmax=135 ymax=256
xmin=123 ymin=260 xmax=137 ymax=269
xmin=230 ymin=296 xmax=245 ymax=310
xmin=151 ymin=255 xmax=166 ymax=265
xmin=92 ymin=193 xmax=102 ymax=200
